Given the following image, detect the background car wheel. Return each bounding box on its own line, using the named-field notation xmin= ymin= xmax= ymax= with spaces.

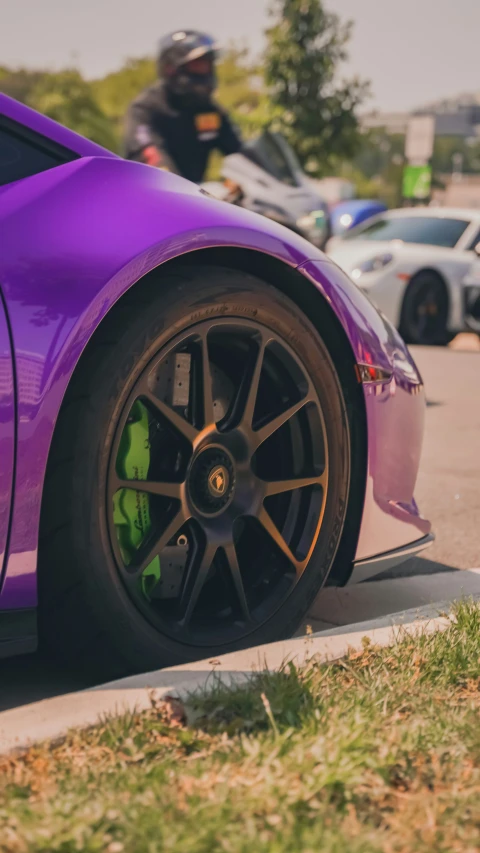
xmin=39 ymin=267 xmax=350 ymax=677
xmin=399 ymin=271 xmax=452 ymax=346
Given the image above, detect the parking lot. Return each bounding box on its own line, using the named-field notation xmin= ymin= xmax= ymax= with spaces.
xmin=1 ymin=338 xmax=479 ymax=713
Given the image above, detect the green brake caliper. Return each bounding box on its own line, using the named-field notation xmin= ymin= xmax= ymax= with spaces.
xmin=113 ymin=401 xmax=161 ymax=600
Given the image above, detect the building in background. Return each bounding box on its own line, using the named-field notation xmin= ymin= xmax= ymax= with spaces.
xmin=362 ymin=92 xmax=480 ymax=140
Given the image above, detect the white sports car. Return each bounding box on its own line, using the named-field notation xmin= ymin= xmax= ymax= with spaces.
xmin=327 ymin=207 xmax=480 ymax=344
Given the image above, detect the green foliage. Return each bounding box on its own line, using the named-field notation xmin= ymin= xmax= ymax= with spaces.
xmin=92 ymin=57 xmax=156 ymax=121
xmin=432 ymin=135 xmax=480 ymax=174
xmin=216 ymin=46 xmax=270 ymax=138
xmin=264 ymin=0 xmax=369 ymax=175
xmin=330 ymin=129 xmax=406 ymax=206
xmin=31 ymin=69 xmax=118 ymax=151
xmin=0 ymin=66 xmax=118 ymax=151
xmin=0 ymin=67 xmax=45 ymax=103
xmin=92 ymin=57 xmax=156 ymax=148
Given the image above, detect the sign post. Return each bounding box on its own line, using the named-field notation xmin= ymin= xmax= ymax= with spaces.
xmin=403 ymin=115 xmax=436 ymax=205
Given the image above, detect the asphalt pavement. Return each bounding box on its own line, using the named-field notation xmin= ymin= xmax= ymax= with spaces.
xmin=1 ymin=337 xmax=479 ymax=713
xmin=412 ymin=337 xmax=480 ymax=570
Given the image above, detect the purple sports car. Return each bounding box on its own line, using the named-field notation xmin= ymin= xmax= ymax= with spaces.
xmin=0 ymin=95 xmax=432 ymax=675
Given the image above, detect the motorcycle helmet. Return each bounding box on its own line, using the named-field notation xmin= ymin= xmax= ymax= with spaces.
xmin=157 ymin=30 xmax=218 ymax=105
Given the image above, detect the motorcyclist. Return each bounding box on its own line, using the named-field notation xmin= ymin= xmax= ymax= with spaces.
xmin=124 ymin=30 xmax=242 ymax=183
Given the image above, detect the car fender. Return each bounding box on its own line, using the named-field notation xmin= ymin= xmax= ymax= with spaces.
xmin=0 ymin=156 xmax=422 ymax=607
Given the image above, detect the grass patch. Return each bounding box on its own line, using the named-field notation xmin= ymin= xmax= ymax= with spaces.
xmin=2 ymin=601 xmax=480 ymax=852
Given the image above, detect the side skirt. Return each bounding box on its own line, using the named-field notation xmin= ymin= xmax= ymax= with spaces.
xmin=348 ymin=533 xmax=435 ymax=585
xmin=0 ymin=608 xmax=37 ymax=659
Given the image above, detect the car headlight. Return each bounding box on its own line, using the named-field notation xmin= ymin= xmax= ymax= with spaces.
xmin=338 ymin=212 xmax=353 ymax=230
xmin=351 ymin=253 xmax=394 ymax=281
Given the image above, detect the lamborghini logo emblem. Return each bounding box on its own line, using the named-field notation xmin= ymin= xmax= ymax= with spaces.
xmin=208 ymin=465 xmax=228 ymax=497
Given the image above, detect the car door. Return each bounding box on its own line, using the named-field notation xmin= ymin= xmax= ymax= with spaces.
xmin=0 ymin=293 xmax=14 ymax=583
xmin=0 ymin=117 xmax=79 ymax=595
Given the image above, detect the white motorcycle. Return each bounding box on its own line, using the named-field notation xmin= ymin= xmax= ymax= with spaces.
xmin=202 ymin=131 xmax=331 ymax=250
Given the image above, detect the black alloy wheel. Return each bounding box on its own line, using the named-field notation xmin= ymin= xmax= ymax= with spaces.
xmin=106 ymin=317 xmax=330 ymax=646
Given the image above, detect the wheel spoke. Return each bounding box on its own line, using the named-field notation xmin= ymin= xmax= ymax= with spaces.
xmin=254 ymin=396 xmax=313 ymax=448
xmin=263 ymin=470 xmax=327 ymax=497
xmin=226 ymin=333 xmax=273 ymax=431
xmin=224 ymin=543 xmax=250 ymax=622
xmin=128 ymin=508 xmax=188 ymax=579
xmin=258 ymin=506 xmax=303 ymax=575
xmin=198 ymin=330 xmax=215 ymax=428
xmin=115 ymin=478 xmax=183 ymax=500
xmin=179 ymin=541 xmax=217 ymax=626
xmin=141 ymin=389 xmax=198 ymax=445
xmin=243 ymin=337 xmax=266 ymax=428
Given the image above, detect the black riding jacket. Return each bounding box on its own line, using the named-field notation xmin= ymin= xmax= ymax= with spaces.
xmin=124 ymin=81 xmax=241 ymax=183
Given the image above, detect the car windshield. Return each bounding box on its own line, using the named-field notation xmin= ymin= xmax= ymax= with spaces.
xmin=344 ymin=215 xmax=470 ymax=248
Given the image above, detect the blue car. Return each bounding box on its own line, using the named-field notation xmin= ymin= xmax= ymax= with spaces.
xmin=331 ymin=200 xmax=387 ymax=237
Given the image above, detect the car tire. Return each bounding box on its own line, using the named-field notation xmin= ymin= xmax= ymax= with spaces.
xmin=399 ymin=271 xmax=452 ymax=346
xmin=39 ymin=266 xmax=351 ymax=678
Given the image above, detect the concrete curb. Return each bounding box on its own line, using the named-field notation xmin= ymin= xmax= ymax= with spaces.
xmin=0 ymin=598 xmax=466 ymax=754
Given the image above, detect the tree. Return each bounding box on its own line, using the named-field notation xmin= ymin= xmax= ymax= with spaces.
xmin=92 ymin=58 xmax=156 ymax=146
xmin=216 ymin=47 xmax=270 ymax=139
xmin=30 ymin=70 xmax=118 ymax=151
xmin=0 ymin=67 xmax=118 ymax=151
xmin=432 ymin=136 xmax=480 ymax=175
xmin=0 ymin=67 xmax=45 ymax=103
xmin=264 ymin=0 xmax=369 ymax=175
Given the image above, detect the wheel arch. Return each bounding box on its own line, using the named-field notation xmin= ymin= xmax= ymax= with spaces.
xmin=42 ymin=246 xmax=367 ymax=590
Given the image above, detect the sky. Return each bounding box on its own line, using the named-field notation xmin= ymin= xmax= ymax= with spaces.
xmin=0 ymin=0 xmax=479 ymax=112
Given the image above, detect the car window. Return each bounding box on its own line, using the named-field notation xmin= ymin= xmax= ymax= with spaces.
xmin=344 ymin=215 xmax=469 ymax=248
xmin=0 ymin=122 xmax=72 ymax=187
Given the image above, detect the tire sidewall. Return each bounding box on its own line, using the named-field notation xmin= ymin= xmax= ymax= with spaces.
xmin=400 ymin=272 xmax=449 ymax=345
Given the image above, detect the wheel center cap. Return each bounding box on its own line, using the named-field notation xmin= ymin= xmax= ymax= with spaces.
xmin=208 ymin=465 xmax=229 ymax=498
xmin=189 ymin=448 xmax=235 ymax=515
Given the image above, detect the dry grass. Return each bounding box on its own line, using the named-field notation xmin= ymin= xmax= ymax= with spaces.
xmin=1 ymin=601 xmax=480 ymax=852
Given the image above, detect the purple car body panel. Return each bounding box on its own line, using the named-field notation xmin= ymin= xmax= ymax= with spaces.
xmin=0 ymin=95 xmax=431 ymax=618
xmin=300 ymin=262 xmax=430 ymax=560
